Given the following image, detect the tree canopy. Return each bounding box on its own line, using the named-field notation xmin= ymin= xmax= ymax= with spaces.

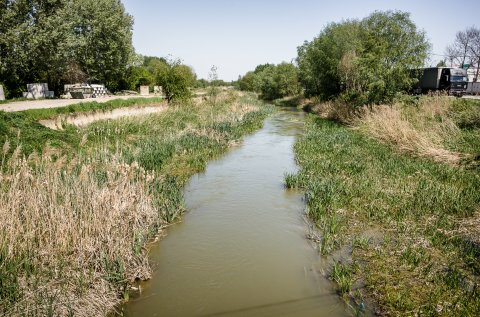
xmin=238 ymin=62 xmax=301 ymax=100
xmin=297 ymin=10 xmax=430 ymax=104
xmin=0 ymin=0 xmax=134 ymax=97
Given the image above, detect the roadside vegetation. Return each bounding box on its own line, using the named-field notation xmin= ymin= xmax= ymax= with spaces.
xmin=0 ymin=91 xmax=274 ymax=316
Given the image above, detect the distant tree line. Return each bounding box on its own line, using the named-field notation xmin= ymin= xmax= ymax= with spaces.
xmin=238 ymin=62 xmax=301 ymax=100
xmin=239 ymin=10 xmax=430 ymax=106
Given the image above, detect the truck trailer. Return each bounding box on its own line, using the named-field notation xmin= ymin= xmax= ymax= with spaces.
xmin=412 ymin=67 xmax=468 ymax=96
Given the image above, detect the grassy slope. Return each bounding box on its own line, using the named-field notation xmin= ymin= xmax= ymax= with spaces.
xmin=0 ymin=97 xmax=164 ymax=155
xmin=0 ymin=92 xmax=274 ymax=316
xmin=20 ymin=97 xmax=165 ymax=120
xmin=288 ymin=105 xmax=480 ymax=315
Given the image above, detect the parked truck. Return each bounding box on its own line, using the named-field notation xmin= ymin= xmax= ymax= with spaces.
xmin=412 ymin=67 xmax=468 ymax=96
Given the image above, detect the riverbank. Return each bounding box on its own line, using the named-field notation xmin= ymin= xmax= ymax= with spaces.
xmin=0 ymin=91 xmax=274 ymax=316
xmin=287 ymin=96 xmax=480 ymax=315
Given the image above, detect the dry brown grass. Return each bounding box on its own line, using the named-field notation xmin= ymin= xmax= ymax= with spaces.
xmin=309 ymin=100 xmax=358 ymax=124
xmin=353 ymin=96 xmax=464 ymax=165
xmin=0 ymin=145 xmax=163 ymax=316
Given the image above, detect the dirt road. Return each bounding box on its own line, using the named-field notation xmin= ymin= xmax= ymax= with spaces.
xmin=0 ymin=95 xmax=160 ymax=112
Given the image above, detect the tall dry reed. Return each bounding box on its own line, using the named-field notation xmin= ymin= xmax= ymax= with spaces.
xmin=353 ymin=96 xmax=464 ymax=165
xmin=0 ymin=144 xmax=162 ymax=316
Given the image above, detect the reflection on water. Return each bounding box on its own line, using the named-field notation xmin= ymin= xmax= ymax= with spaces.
xmin=123 ymin=109 xmax=348 ymax=317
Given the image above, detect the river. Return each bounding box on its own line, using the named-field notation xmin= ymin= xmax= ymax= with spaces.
xmin=123 ymin=108 xmax=348 ymax=316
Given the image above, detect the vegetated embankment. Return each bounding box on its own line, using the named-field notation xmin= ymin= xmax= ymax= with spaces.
xmin=286 ymin=96 xmax=480 ymax=315
xmin=0 ymin=91 xmax=274 ymax=316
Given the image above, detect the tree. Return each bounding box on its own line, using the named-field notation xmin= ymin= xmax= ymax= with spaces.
xmin=0 ymin=0 xmax=134 ymax=97
xmin=125 ymin=66 xmax=154 ymax=91
xmin=156 ymin=59 xmax=195 ymax=103
xmin=259 ymin=63 xmax=300 ymax=100
xmin=445 ymin=26 xmax=480 ymax=81
xmin=238 ymin=63 xmax=300 ymax=100
xmin=467 ymin=27 xmax=480 ymax=81
xmin=296 ymin=10 xmax=429 ymax=104
xmin=445 ymin=27 xmax=476 ymax=68
xmin=357 ymin=10 xmax=430 ymax=103
xmin=68 ymin=0 xmax=134 ymax=90
xmin=297 ymin=20 xmax=362 ymax=99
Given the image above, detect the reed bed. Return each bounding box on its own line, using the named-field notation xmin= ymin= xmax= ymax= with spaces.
xmin=0 ymin=146 xmax=160 ymax=316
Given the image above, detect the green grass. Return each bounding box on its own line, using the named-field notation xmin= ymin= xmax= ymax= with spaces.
xmin=0 ymin=97 xmax=165 ymax=156
xmin=0 ymin=111 xmax=80 ymax=156
xmin=288 ymin=114 xmax=480 ymax=315
xmin=0 ymin=97 xmax=30 ymax=104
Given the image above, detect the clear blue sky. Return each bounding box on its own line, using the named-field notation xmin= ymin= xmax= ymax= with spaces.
xmin=122 ymin=0 xmax=480 ymax=81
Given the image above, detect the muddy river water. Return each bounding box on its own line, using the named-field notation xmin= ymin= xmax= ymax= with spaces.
xmin=123 ymin=109 xmax=348 ymax=316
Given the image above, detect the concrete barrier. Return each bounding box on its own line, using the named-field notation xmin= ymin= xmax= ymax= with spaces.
xmin=26 ymin=83 xmax=49 ymax=99
xmin=0 ymin=85 xmax=5 ymax=101
xmin=154 ymin=86 xmax=162 ymax=95
xmin=140 ymin=86 xmax=150 ymax=96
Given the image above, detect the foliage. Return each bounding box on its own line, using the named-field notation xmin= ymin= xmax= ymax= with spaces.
xmin=124 ymin=66 xmax=155 ymax=90
xmin=0 ymin=0 xmax=134 ymax=96
xmin=297 ymin=20 xmax=361 ymax=100
xmin=238 ymin=71 xmax=259 ymax=92
xmin=156 ymin=59 xmax=196 ymax=103
xmin=238 ymin=63 xmax=301 ymax=100
xmin=297 ymin=10 xmax=430 ymax=105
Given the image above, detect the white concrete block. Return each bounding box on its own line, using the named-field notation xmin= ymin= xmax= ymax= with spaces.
xmin=140 ymin=85 xmax=150 ymax=96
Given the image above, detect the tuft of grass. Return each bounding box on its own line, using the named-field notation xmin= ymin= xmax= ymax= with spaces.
xmin=353 ymin=96 xmax=464 ymax=165
xmin=331 ymin=261 xmax=356 ymax=297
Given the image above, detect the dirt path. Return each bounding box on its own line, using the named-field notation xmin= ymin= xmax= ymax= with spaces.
xmin=0 ymin=95 xmax=160 ymax=112
xmin=39 ymin=104 xmax=167 ymax=130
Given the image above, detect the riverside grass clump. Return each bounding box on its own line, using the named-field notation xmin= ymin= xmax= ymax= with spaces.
xmin=287 ymin=98 xmax=480 ymax=315
xmin=0 ymin=91 xmax=274 ymax=316
xmin=309 ymin=95 xmax=480 ymax=166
